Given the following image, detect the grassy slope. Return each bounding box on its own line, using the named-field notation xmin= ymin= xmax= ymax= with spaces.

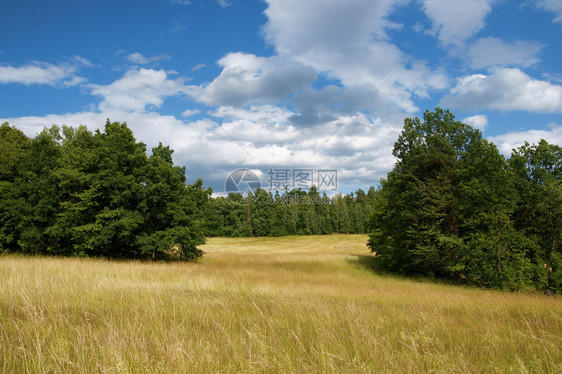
xmin=1 ymin=235 xmax=560 ymax=373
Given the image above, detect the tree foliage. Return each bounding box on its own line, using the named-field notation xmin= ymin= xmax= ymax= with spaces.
xmin=0 ymin=120 xmax=210 ymax=259
xmin=368 ymin=108 xmax=561 ymax=293
xmin=205 ymin=186 xmax=379 ymax=237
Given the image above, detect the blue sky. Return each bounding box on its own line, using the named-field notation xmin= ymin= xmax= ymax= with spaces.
xmin=1 ymin=0 xmax=561 ymax=194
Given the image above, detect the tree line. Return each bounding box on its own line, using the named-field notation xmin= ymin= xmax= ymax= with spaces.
xmin=0 ymin=120 xmax=210 ymax=260
xmin=368 ymin=108 xmax=561 ymax=292
xmin=1 ymin=109 xmax=560 ymax=293
xmin=205 ymin=186 xmax=379 ymax=237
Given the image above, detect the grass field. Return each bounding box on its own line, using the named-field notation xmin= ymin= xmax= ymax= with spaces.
xmin=1 ymin=235 xmax=561 ymax=373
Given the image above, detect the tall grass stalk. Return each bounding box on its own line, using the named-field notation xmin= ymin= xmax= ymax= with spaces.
xmin=1 ymin=235 xmax=560 ymax=373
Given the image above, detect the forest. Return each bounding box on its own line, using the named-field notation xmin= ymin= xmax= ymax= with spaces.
xmin=204 ymin=186 xmax=378 ymax=237
xmin=1 ymin=108 xmax=560 ymax=292
xmin=0 ymin=120 xmax=210 ymax=260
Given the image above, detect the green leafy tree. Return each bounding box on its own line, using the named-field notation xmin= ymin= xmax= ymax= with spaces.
xmin=0 ymin=122 xmax=31 ymax=180
xmin=251 ymin=188 xmax=273 ymax=236
xmin=137 ymin=143 xmax=210 ymax=259
xmin=0 ymin=123 xmax=31 ymax=252
xmin=368 ymin=108 xmax=532 ymax=289
xmin=509 ymin=140 xmax=562 ymax=291
xmin=17 ymin=126 xmax=63 ymax=254
xmin=0 ymin=120 xmax=208 ymax=260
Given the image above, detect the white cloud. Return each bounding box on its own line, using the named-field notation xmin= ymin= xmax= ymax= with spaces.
xmin=171 ymin=0 xmax=191 ymax=5
xmin=543 ymin=73 xmax=562 ymax=84
xmin=442 ymin=68 xmax=562 ymax=113
xmin=217 ymin=0 xmax=230 ymax=7
xmin=216 ymin=120 xmax=298 ymax=146
xmin=71 ymin=56 xmax=93 ymax=67
xmin=192 ymin=53 xmax=317 ymax=107
xmin=263 ymin=0 xmax=401 ymax=53
xmin=261 ymin=0 xmax=447 ymax=114
xmin=396 ymin=60 xmax=449 ymax=98
xmin=288 ymin=79 xmax=438 ymax=128
xmin=536 ymin=0 xmax=562 ymax=23
xmin=0 ymin=61 xmax=84 ymax=86
xmin=263 ymin=0 xmax=404 ymax=84
xmin=468 ymin=37 xmax=544 ymax=69
xmin=126 ymin=53 xmax=170 ymax=65
xmin=181 ymin=109 xmax=200 ymax=117
xmin=0 ymin=110 xmax=241 ymax=181
xmin=192 ymin=63 xmax=206 ymax=71
xmin=64 ymin=76 xmax=88 ymax=87
xmin=421 ymin=0 xmax=492 ymax=46
xmin=127 ymin=52 xmax=150 ymax=65
xmin=463 ymin=114 xmax=488 ymax=130
xmin=90 ymin=68 xmax=181 ymax=112
xmin=9 ymin=1 xmax=560 ymax=194
xmin=489 ymin=124 xmax=562 ymax=155
xmin=213 ymin=105 xmax=293 ymax=124
xmin=0 ymin=104 xmax=406 ymax=192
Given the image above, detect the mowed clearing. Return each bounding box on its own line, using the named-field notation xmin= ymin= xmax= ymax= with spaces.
xmin=1 ymin=235 xmax=561 ymax=373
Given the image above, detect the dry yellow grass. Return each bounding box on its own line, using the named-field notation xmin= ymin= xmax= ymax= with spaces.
xmin=1 ymin=234 xmax=561 ymax=373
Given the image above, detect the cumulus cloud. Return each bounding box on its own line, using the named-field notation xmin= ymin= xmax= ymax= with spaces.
xmin=536 ymin=0 xmax=562 ymax=23
xmin=192 ymin=53 xmax=317 ymax=107
xmin=289 ymin=88 xmax=340 ymax=127
xmin=0 ymin=61 xmax=85 ymax=86
xmin=260 ymin=0 xmax=449 ymax=115
xmin=0 ymin=104 xmax=406 ymax=192
xmin=489 ymin=124 xmax=562 ymax=155
xmin=181 ymin=109 xmax=200 ymax=117
xmin=7 ymin=1 xmax=558 ymax=194
xmin=463 ymin=114 xmax=488 ymax=130
xmin=90 ymin=68 xmax=181 ymax=112
xmin=213 ymin=105 xmax=293 ymax=125
xmin=216 ymin=123 xmax=298 ymax=147
xmin=442 ymin=68 xmax=562 ymax=113
xmin=127 ymin=52 xmax=150 ymax=65
xmin=125 ymin=53 xmax=170 ymax=65
xmin=263 ymin=0 xmax=401 ymax=53
xmin=468 ymin=37 xmax=544 ymax=69
xmin=288 ymin=83 xmax=405 ymax=128
xmin=421 ymin=0 xmax=492 ymax=46
xmin=395 ymin=60 xmax=449 ymax=99
xmin=263 ymin=0 xmax=404 ymax=84
xmin=211 ymin=105 xmax=302 ymax=150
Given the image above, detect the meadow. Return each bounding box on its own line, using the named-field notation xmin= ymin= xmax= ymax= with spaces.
xmin=1 ymin=235 xmax=560 ymax=373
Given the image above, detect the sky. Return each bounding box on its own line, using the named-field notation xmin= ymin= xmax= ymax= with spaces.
xmin=1 ymin=0 xmax=561 ymax=195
